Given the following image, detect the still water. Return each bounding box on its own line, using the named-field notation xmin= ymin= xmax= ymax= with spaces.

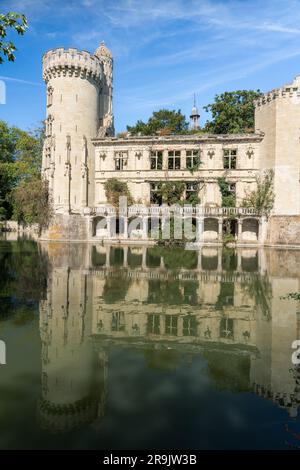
xmin=1 ymin=238 xmax=300 ymax=449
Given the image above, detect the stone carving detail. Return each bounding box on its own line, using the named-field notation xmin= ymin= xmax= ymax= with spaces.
xmin=81 ymin=162 xmax=88 ymax=178
xmin=207 ymin=147 xmax=215 ymax=159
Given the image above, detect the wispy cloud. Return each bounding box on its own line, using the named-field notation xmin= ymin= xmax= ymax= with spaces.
xmin=0 ymin=76 xmax=42 ymax=86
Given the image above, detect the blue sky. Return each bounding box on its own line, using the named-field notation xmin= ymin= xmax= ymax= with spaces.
xmin=1 ymin=0 xmax=300 ymax=133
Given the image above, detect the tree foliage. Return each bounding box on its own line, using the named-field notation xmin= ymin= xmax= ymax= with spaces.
xmin=10 ymin=177 xmax=52 ymax=233
xmin=204 ymin=90 xmax=262 ymax=134
xmin=0 ymin=12 xmax=28 ymax=64
xmin=0 ymin=120 xmax=44 ymax=220
xmin=157 ymin=181 xmax=185 ymax=205
xmin=127 ymin=109 xmax=189 ymax=135
xmin=217 ymin=177 xmax=235 ymax=208
xmin=243 ymin=170 xmax=275 ymax=216
xmin=104 ymin=178 xmax=133 ymax=207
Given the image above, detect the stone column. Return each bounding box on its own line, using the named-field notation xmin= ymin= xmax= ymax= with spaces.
xmin=105 ymin=247 xmax=110 ymax=268
xmin=217 ymin=249 xmax=222 ymax=271
xmin=163 ymin=149 xmax=168 ymax=170
xmin=237 ymin=218 xmax=243 ymax=243
xmin=123 ymin=216 xmax=128 ymax=239
xmin=142 ymin=217 xmax=148 ymax=239
xmin=258 ymin=248 xmax=267 ymax=275
xmin=197 ymin=250 xmax=202 ymax=271
xmin=196 ymin=216 xmax=204 ymax=243
xmin=258 ymin=216 xmax=267 ymax=245
xmin=218 ymin=217 xmax=223 ymax=243
xmin=237 ymin=250 xmax=242 ymax=272
xmin=123 ymin=246 xmax=128 ymax=268
xmin=181 ymin=149 xmax=187 ymax=170
xmin=142 ymin=247 xmax=147 ymax=269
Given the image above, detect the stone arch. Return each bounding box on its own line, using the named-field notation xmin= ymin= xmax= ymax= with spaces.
xmin=204 ymin=217 xmax=218 ymax=241
xmin=93 ymin=216 xmax=108 ymax=237
xmin=128 ymin=216 xmax=143 ymax=238
xmin=242 ymin=218 xmax=259 ymax=242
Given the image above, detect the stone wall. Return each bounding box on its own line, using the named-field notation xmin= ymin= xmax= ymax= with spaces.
xmin=43 ymin=214 xmax=89 ymax=241
xmin=267 ymin=215 xmax=300 ymax=246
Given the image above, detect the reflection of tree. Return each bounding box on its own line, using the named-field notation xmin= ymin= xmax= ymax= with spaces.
xmin=215 ymin=282 xmax=234 ymax=310
xmin=149 ymin=246 xmax=198 ymax=270
xmin=0 ymin=239 xmax=49 ymax=320
xmin=203 ymin=350 xmax=251 ymax=392
xmin=222 ymin=248 xmax=237 ymax=271
xmin=241 ymin=275 xmax=272 ymax=319
xmin=102 ymin=276 xmax=131 ymax=303
xmin=148 ymin=279 xmax=199 ymax=305
xmin=144 ymin=348 xmax=180 ymax=371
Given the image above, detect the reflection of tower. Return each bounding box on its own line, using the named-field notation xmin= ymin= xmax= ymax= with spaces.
xmin=251 ymin=277 xmax=300 ymax=417
xmin=38 ymin=264 xmax=107 ymax=432
xmin=190 ymin=94 xmax=200 ymax=130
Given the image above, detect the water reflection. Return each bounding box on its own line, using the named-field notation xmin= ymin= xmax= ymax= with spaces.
xmin=38 ymin=244 xmax=300 ymax=435
xmin=2 ymin=240 xmax=300 ymax=448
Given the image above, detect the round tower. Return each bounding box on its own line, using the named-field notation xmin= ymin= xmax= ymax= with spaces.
xmin=42 ymin=44 xmax=113 ymax=216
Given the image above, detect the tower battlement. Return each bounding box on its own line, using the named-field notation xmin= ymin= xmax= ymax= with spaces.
xmin=42 ymin=47 xmax=102 ymax=83
xmin=255 ymin=75 xmax=300 ymax=108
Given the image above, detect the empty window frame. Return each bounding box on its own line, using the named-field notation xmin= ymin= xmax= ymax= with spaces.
xmin=186 ymin=149 xmax=200 ymax=170
xmin=165 ymin=315 xmax=178 ymax=336
xmin=150 ymin=150 xmax=163 ymax=170
xmin=223 ymin=149 xmax=237 ymax=169
xmin=114 ymin=151 xmax=128 ymax=171
xmin=168 ymin=150 xmax=181 ymax=170
xmin=186 ymin=181 xmax=198 ymax=202
xmin=147 ymin=314 xmax=160 ymax=335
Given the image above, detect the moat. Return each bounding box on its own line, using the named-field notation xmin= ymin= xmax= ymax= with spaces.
xmin=1 ymin=238 xmax=300 ymax=449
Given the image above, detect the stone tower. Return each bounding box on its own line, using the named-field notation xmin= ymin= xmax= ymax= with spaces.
xmin=255 ymin=75 xmax=300 ymax=216
xmin=42 ymin=43 xmax=114 ymax=216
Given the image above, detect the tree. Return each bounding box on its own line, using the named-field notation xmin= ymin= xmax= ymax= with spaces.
xmin=127 ymin=109 xmax=189 ymax=135
xmin=243 ymin=170 xmax=275 ymax=216
xmin=10 ymin=177 xmax=52 ymax=233
xmin=104 ymin=178 xmax=133 ymax=207
xmin=218 ymin=177 xmax=235 ymax=208
xmin=157 ymin=181 xmax=185 ymax=205
xmin=0 ymin=12 xmax=28 ymax=64
xmin=0 ymin=121 xmax=44 ymax=219
xmin=204 ymin=90 xmax=262 ymax=134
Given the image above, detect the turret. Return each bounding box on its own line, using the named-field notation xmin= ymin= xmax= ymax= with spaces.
xmin=42 ymin=44 xmax=114 ymax=216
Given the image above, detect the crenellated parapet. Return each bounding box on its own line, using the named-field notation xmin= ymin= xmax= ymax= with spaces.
xmin=42 ymin=47 xmax=102 ymax=84
xmin=255 ymin=75 xmax=300 ymax=107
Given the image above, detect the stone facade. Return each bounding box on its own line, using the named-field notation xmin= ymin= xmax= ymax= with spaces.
xmin=42 ymin=42 xmax=300 ymax=245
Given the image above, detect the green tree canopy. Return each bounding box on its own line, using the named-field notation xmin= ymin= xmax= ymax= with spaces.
xmin=10 ymin=177 xmax=52 ymax=233
xmin=204 ymin=90 xmax=262 ymax=134
xmin=0 ymin=120 xmax=44 ymax=220
xmin=127 ymin=109 xmax=189 ymax=135
xmin=0 ymin=12 xmax=28 ymax=64
xmin=243 ymin=169 xmax=275 ymax=216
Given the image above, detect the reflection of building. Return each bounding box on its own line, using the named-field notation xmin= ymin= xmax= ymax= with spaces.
xmin=42 ymin=41 xmax=300 ymax=245
xmin=39 ymin=244 xmax=300 ymax=432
